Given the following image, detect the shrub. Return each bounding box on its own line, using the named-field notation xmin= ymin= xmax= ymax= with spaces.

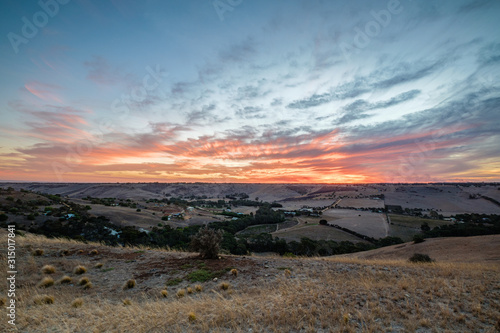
xmin=187 ymin=269 xmax=213 ymax=282
xmin=78 ymin=277 xmax=90 ymax=286
xmin=160 ymin=289 xmax=168 ymax=297
xmin=59 ymin=276 xmax=72 ymax=284
xmin=176 ymin=289 xmax=186 ymax=298
xmin=38 ymin=277 xmax=55 ymax=288
xmin=219 ymin=282 xmax=230 ymax=290
xmin=195 ymin=284 xmax=203 ymax=292
xmin=33 ymin=295 xmax=54 ymax=305
xmin=41 ymin=265 xmax=56 ymax=274
xmin=319 ymin=219 xmax=328 ymax=225
xmin=33 ymin=249 xmax=44 ymax=256
xmin=123 ymin=279 xmax=136 ymax=289
xmin=0 ymin=213 xmax=8 ymax=222
xmin=231 ymin=268 xmax=238 ymax=277
xmin=71 ymin=298 xmax=83 ymax=308
xmin=190 ymin=226 xmax=223 ymax=259
xmin=409 ymin=253 xmax=434 ymax=263
xmin=413 ymin=234 xmax=425 ymax=244
xmin=74 ymin=265 xmax=87 ymax=274
xmin=166 ymin=278 xmax=183 ymax=286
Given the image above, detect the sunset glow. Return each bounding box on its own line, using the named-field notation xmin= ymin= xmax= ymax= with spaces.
xmin=1 ymin=0 xmax=499 ymax=183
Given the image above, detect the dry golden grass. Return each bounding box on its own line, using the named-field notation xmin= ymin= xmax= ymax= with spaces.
xmin=230 ymin=268 xmax=238 ymax=277
xmin=41 ymin=265 xmax=56 ymax=274
xmin=59 ymin=276 xmax=72 ymax=284
xmin=71 ymin=298 xmax=83 ymax=308
xmin=4 ymin=229 xmax=500 ymax=332
xmin=38 ymin=277 xmax=55 ymax=288
xmin=73 ymin=265 xmax=87 ymax=275
xmin=78 ymin=277 xmax=90 ymax=286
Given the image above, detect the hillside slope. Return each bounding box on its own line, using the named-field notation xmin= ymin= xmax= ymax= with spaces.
xmin=339 ymin=235 xmax=500 ymax=263
xmin=1 ymin=230 xmax=499 ymax=332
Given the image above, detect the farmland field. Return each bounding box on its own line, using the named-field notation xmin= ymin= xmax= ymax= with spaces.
xmin=322 ymin=209 xmax=388 ymax=239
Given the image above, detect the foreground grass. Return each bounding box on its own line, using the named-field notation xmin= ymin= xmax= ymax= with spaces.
xmin=1 ymin=231 xmax=499 ymax=332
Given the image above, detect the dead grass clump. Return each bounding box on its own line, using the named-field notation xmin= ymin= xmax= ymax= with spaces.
xmin=284 ymin=269 xmax=292 ymax=277
xmin=160 ymin=289 xmax=168 ymax=297
xmin=220 ymin=282 xmax=230 ymax=290
xmin=33 ymin=295 xmax=54 ymax=305
xmin=409 ymin=253 xmax=434 ymax=263
xmin=94 ymin=263 xmax=103 ymax=269
xmin=122 ymin=299 xmax=132 ymax=306
xmin=188 ymin=312 xmax=196 ymax=322
xmin=195 ymin=284 xmax=203 ymax=292
xmin=83 ymin=282 xmax=93 ymax=289
xmin=89 ymin=249 xmax=99 ymax=255
xmin=0 ymin=298 xmax=6 ymax=306
xmin=59 ymin=249 xmax=69 ymax=256
xmin=38 ymin=277 xmax=55 ymax=288
xmin=187 ymin=287 xmax=194 ymax=294
xmin=41 ymin=265 xmax=56 ymax=274
xmin=177 ymin=289 xmax=186 ymax=298
xmin=78 ymin=277 xmax=90 ymax=286
xmin=71 ymin=298 xmax=84 ymax=308
xmin=231 ymin=268 xmax=238 ymax=277
xmin=59 ymin=276 xmax=72 ymax=284
xmin=123 ymin=279 xmax=136 ymax=289
xmin=74 ymin=265 xmax=87 ymax=274
xmin=33 ymin=249 xmax=44 ymax=256
xmin=77 ymin=249 xmax=84 ymax=254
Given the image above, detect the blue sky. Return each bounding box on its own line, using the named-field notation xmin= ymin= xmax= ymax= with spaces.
xmin=0 ymin=0 xmax=499 ymax=183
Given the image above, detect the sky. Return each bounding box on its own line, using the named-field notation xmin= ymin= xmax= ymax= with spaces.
xmin=0 ymin=0 xmax=499 ymax=183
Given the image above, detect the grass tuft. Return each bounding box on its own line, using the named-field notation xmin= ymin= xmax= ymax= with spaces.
xmin=73 ymin=265 xmax=87 ymax=274
xmin=94 ymin=263 xmax=103 ymax=269
xmin=71 ymin=298 xmax=83 ymax=308
xmin=122 ymin=299 xmax=132 ymax=306
xmin=38 ymin=277 xmax=55 ymax=288
xmin=78 ymin=277 xmax=90 ymax=286
xmin=187 ymin=287 xmax=194 ymax=294
xmin=160 ymin=289 xmax=168 ymax=297
xmin=41 ymin=265 xmax=56 ymax=274
xmin=33 ymin=249 xmax=44 ymax=256
xmin=123 ymin=279 xmax=136 ymax=289
xmin=188 ymin=312 xmax=196 ymax=322
xmin=59 ymin=275 xmax=72 ymax=284
xmin=231 ymin=268 xmax=238 ymax=277
xmin=176 ymin=289 xmax=186 ymax=298
xmin=219 ymin=282 xmax=230 ymax=291
xmin=195 ymin=284 xmax=203 ymax=292
xmin=89 ymin=249 xmax=99 ymax=255
xmin=33 ymin=295 xmax=54 ymax=305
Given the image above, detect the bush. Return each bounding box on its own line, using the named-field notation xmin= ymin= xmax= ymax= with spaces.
xmin=190 ymin=227 xmax=224 ymax=259
xmin=412 ymin=234 xmax=425 ymax=244
xmin=319 ymin=219 xmax=328 ymax=225
xmin=0 ymin=213 xmax=8 ymax=222
xmin=187 ymin=269 xmax=213 ymax=282
xmin=409 ymin=253 xmax=434 ymax=263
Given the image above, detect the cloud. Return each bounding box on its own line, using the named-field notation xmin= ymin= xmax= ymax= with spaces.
xmin=84 ymin=56 xmax=132 ymax=85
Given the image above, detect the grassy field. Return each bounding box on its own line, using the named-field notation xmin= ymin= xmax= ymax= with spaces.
xmin=272 ymin=224 xmax=370 ymax=242
xmin=1 ymin=230 xmax=499 ymax=332
xmin=388 ymin=214 xmax=452 ymax=229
